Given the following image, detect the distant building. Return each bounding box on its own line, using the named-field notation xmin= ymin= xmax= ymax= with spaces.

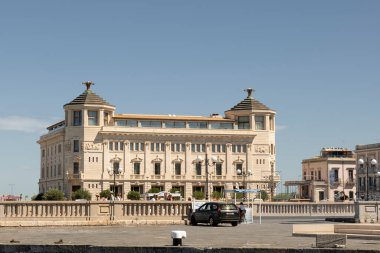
xmin=37 ymin=82 xmax=279 ymax=200
xmin=285 ymin=148 xmax=356 ymax=202
xmin=355 ymin=143 xmax=380 ymax=201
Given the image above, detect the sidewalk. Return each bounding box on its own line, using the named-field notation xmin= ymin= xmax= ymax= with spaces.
xmin=0 ymin=218 xmax=379 ymax=251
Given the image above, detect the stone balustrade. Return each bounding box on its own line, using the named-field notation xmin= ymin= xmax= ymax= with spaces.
xmin=250 ymin=202 xmax=355 ymax=216
xmin=0 ymin=201 xmax=356 ymax=226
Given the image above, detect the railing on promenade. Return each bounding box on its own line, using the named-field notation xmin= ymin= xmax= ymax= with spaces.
xmin=249 ymin=202 xmax=355 ymax=217
xmin=0 ymin=201 xmax=192 ymax=225
xmin=0 ymin=201 xmax=354 ymax=226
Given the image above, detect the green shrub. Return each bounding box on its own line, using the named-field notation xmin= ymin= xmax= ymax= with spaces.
xmin=127 ymin=191 xmax=140 ymax=200
xmin=43 ymin=189 xmax=64 ymax=201
xmin=72 ymin=188 xmax=92 ymax=200
xmin=192 ymin=191 xmax=204 ymax=200
xmin=32 ymin=193 xmax=44 ymax=201
xmin=212 ymin=191 xmax=222 ymax=200
xmin=99 ymin=189 xmax=112 ymax=199
xmin=259 ymin=190 xmax=269 ymax=201
xmin=148 ymin=188 xmax=161 ymax=193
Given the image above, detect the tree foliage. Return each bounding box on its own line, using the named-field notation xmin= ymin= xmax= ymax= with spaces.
xmin=43 ymin=189 xmax=64 ymax=201
xmin=212 ymin=191 xmax=222 ymax=200
xmin=259 ymin=190 xmax=269 ymax=201
xmin=99 ymin=189 xmax=112 ymax=199
xmin=148 ymin=188 xmax=161 ymax=193
xmin=193 ymin=191 xmax=204 ymax=200
xmin=127 ymin=191 xmax=140 ymax=200
xmin=72 ymin=188 xmax=92 ymax=200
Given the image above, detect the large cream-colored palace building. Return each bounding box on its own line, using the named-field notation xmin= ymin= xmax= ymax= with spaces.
xmin=38 ymin=82 xmax=279 ymax=200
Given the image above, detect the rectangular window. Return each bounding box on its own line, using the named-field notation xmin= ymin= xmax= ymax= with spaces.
xmin=73 ymin=162 xmax=79 ymax=174
xmin=73 ymin=140 xmax=80 ymax=152
xmin=154 ymin=163 xmax=161 ymax=175
xmin=171 ymin=143 xmax=185 ymax=152
xmin=109 ymin=142 xmax=113 ymax=151
xmin=114 ymin=142 xmax=119 ymax=151
xmin=115 ymin=120 xmax=126 ymax=126
xmin=348 ymin=170 xmax=354 ymax=181
xmin=88 ymin=111 xmax=98 ymax=126
xmin=255 ymin=116 xmax=265 ymax=130
xmin=334 ymin=170 xmax=339 ymax=182
xmin=73 ymin=111 xmax=82 ymax=126
xmin=236 ymin=163 xmax=243 ymax=173
xmin=119 ymin=142 xmax=124 ymax=151
xmin=134 ymin=163 xmax=140 ymax=175
xmin=165 ymin=121 xmax=186 ymax=128
xmin=238 ymin=116 xmax=250 ymax=129
xmin=58 ymin=144 xmax=61 ymax=153
xmin=210 ymin=122 xmax=234 ymax=129
xmin=232 ymin=144 xmax=246 ymax=153
xmin=126 ymin=120 xmax=138 ymax=127
xmin=175 ymin=163 xmax=181 ymax=175
xmin=141 ymin=121 xmax=161 ymax=128
xmin=195 ymin=163 xmax=202 ymax=175
xmin=189 ymin=122 xmax=208 ymax=129
xmin=216 ymin=163 xmax=222 ymax=176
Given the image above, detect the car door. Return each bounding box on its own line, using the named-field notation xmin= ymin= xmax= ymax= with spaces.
xmin=196 ymin=203 xmax=210 ymax=222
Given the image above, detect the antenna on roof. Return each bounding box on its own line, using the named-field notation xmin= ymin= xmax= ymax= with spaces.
xmin=244 ymin=88 xmax=254 ymax=98
xmin=82 ymin=81 xmax=95 ymax=91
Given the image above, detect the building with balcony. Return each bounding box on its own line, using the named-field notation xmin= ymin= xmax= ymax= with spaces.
xmin=285 ymin=148 xmax=356 ymax=202
xmin=355 ymin=143 xmax=380 ymax=201
xmin=37 ymin=82 xmax=279 ymax=200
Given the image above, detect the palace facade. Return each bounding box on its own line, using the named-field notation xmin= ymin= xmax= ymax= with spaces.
xmin=37 ymin=82 xmax=278 ymax=200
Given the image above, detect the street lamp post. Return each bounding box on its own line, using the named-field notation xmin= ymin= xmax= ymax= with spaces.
xmin=236 ymin=169 xmax=252 ymax=199
xmin=63 ymin=171 xmax=69 ymax=198
xmin=196 ymin=154 xmax=217 ymax=200
xmin=107 ymin=164 xmax=123 ymax=198
xmin=358 ymin=158 xmax=378 ymax=201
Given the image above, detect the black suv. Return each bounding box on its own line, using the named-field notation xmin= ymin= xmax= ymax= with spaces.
xmin=190 ymin=202 xmax=240 ymax=226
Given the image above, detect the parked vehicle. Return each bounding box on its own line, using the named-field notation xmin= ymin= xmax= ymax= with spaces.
xmin=190 ymin=202 xmax=240 ymax=226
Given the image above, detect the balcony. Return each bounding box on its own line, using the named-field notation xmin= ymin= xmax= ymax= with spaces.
xmin=330 ymin=179 xmax=342 ymax=186
xmin=171 ymin=175 xmax=186 ymax=180
xmin=345 ymin=178 xmax=356 ymax=186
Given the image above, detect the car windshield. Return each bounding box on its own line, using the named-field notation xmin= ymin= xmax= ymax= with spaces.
xmin=220 ymin=204 xmax=237 ymax=210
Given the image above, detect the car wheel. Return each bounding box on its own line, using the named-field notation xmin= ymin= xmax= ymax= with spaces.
xmin=191 ymin=216 xmax=197 ymax=226
xmin=209 ymin=217 xmax=218 ymax=226
xmin=231 ymin=221 xmax=238 ymax=227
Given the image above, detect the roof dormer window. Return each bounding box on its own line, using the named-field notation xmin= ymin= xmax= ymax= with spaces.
xmin=88 ymin=111 xmax=98 ymax=126
xmin=73 ymin=111 xmax=82 ymax=126
xmin=237 ymin=116 xmax=250 ymax=129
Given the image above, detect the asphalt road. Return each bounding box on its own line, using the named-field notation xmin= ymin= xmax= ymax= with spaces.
xmin=0 ymin=217 xmax=379 ymax=251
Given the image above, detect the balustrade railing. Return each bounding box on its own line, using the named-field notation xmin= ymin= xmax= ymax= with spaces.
xmin=0 ymin=201 xmax=354 ymax=226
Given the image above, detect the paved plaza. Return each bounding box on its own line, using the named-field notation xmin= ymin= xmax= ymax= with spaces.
xmin=0 ymin=218 xmax=379 ymax=251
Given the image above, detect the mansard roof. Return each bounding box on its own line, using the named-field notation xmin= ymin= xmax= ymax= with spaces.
xmin=226 ymin=88 xmax=272 ymax=112
xmin=64 ymin=81 xmax=114 ymax=107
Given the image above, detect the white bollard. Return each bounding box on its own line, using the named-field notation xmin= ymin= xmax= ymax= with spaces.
xmin=171 ymin=230 xmax=186 ymax=246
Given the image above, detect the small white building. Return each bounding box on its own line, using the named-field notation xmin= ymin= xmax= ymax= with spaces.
xmin=355 ymin=143 xmax=380 ymax=201
xmin=286 ymin=148 xmax=356 ymax=202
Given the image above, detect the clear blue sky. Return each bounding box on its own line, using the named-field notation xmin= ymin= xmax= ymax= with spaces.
xmin=1 ymin=0 xmax=379 ymax=198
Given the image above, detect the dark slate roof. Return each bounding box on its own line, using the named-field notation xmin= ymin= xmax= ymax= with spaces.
xmin=227 ymin=97 xmax=272 ymax=111
xmin=64 ymin=90 xmax=115 ymax=107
